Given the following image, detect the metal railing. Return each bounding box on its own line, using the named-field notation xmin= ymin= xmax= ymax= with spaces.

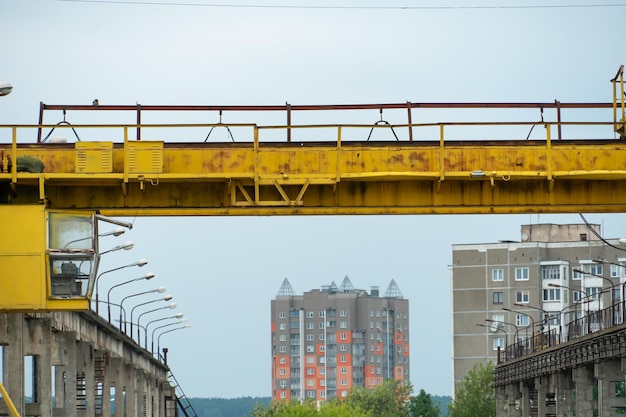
xmin=500 ymin=300 xmax=626 ymax=363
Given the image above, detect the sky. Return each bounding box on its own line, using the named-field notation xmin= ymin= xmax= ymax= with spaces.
xmin=2 ymin=0 xmax=626 ymax=398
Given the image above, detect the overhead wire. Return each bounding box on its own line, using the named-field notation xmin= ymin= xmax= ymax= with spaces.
xmin=56 ymin=0 xmax=626 ymax=10
xmin=579 ymin=213 xmax=626 ymax=251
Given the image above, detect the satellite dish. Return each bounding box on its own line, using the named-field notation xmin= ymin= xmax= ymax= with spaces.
xmin=489 ymin=322 xmax=499 ymax=332
xmin=521 ymin=232 xmax=529 ymax=242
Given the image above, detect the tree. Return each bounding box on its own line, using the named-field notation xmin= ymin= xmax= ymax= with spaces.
xmin=410 ymin=389 xmax=441 ymax=417
xmin=250 ymin=399 xmax=369 ymax=417
xmin=447 ymin=361 xmax=496 ymax=417
xmin=251 ymin=380 xmax=412 ymax=417
xmin=345 ymin=379 xmax=412 ymax=417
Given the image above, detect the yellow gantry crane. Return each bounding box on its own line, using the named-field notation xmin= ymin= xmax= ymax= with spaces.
xmin=0 ymin=65 xmax=623 ymax=313
xmin=0 ymin=65 xmax=624 ymax=417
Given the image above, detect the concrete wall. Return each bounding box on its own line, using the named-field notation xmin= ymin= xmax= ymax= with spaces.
xmin=0 ymin=312 xmax=176 ymax=417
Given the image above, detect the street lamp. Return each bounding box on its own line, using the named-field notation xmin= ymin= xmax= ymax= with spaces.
xmin=146 ymin=313 xmax=187 ymax=352
xmin=503 ymin=306 xmax=536 ymax=338
xmin=485 ymin=318 xmax=522 ymax=342
xmin=573 ymin=268 xmax=618 ymax=306
xmin=136 ymin=303 xmax=177 ymax=346
xmin=476 ymin=323 xmax=508 ymax=347
xmin=157 ymin=324 xmax=191 ymax=361
xmin=548 ymin=282 xmax=593 ymax=333
xmin=118 ymin=286 xmax=166 ymax=333
xmin=129 ymin=294 xmax=173 ymax=337
xmin=94 ymin=259 xmax=148 ymax=315
xmin=99 ymin=241 xmax=134 ymax=255
xmin=105 ymin=273 xmax=156 ymax=322
xmin=0 ymin=82 xmax=13 ymax=96
xmin=148 ymin=314 xmax=185 ymax=352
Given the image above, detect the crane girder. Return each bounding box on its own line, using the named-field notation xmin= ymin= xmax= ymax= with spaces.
xmin=1 ymin=139 xmax=625 ymax=216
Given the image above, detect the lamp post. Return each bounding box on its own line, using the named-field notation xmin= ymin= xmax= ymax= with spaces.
xmin=485 ymin=318 xmax=522 ymax=342
xmin=548 ymin=282 xmax=591 ymax=317
xmin=94 ymin=259 xmax=148 ymax=315
xmin=503 ymin=306 xmax=536 ymax=339
xmin=573 ymin=268 xmax=618 ymax=306
xmin=151 ymin=313 xmax=187 ymax=355
xmin=548 ymin=283 xmax=593 ymax=334
xmin=157 ymin=324 xmax=191 ymax=361
xmin=129 ymin=294 xmax=173 ymax=337
xmin=119 ymin=286 xmax=166 ymax=334
xmin=106 ymin=273 xmax=156 ymax=322
xmin=512 ymin=303 xmax=545 ymax=333
xmin=99 ymin=241 xmax=134 ymax=256
xmin=148 ymin=314 xmax=185 ymax=353
xmin=107 ymin=272 xmax=154 ymax=323
xmin=476 ymin=323 xmax=508 ymax=347
xmin=136 ymin=303 xmax=177 ymax=346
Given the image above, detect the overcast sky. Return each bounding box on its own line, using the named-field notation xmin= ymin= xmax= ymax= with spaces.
xmin=3 ymin=0 xmax=626 ymax=398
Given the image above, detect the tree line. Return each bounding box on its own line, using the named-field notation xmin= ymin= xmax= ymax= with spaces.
xmin=187 ymin=361 xmax=494 ymax=417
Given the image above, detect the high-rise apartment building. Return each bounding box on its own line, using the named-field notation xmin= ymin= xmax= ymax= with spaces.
xmin=270 ymin=276 xmax=410 ymax=402
xmin=451 ymin=223 xmax=626 ymax=392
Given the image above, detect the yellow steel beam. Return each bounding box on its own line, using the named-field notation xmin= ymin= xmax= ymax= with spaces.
xmin=0 ymin=138 xmax=625 ymax=215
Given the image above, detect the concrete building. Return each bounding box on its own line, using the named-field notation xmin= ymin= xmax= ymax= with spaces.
xmin=451 ymin=223 xmax=626 ymax=392
xmin=270 ymin=276 xmax=410 ymax=402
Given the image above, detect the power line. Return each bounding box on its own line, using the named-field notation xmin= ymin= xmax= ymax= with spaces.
xmin=56 ymin=0 xmax=626 ymax=10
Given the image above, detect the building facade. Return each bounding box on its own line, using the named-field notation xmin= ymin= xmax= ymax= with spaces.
xmin=451 ymin=223 xmax=626 ymax=392
xmin=270 ymin=276 xmax=410 ymax=402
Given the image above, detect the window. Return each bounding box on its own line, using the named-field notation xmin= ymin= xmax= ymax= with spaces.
xmin=376 ymin=310 xmax=381 ymax=317
xmin=306 ymin=345 xmax=314 ymax=352
xmin=307 ymin=323 xmax=314 ymax=329
xmin=541 ymin=265 xmax=561 ymax=280
xmin=340 ymin=321 xmax=347 ymax=329
xmin=340 ymin=309 xmax=347 ymax=317
xmin=573 ymin=290 xmax=583 ymax=302
xmin=307 ymin=311 xmax=314 ymax=318
xmin=515 ymin=267 xmax=529 ymax=281
xmin=515 ymin=314 xmax=529 ymax=326
xmin=319 ymin=322 xmax=325 ymax=329
xmin=492 ymin=269 xmax=504 ymax=281
xmin=340 ymin=355 xmax=347 ymax=363
xmin=340 ymin=344 xmax=347 ymax=352
xmin=280 ymin=357 xmax=286 ymax=364
xmin=341 ymin=379 xmax=347 ymax=386
xmin=492 ymin=291 xmax=504 ymax=304
xmin=306 ymin=334 xmax=314 ymax=341
xmin=582 ymin=263 xmax=603 ymax=275
xmin=279 ymin=323 xmax=286 ymax=330
xmin=307 ymin=368 xmax=314 ymax=375
xmin=279 ymin=346 xmax=286 ymax=353
xmin=340 ymin=333 xmax=347 ymax=340
xmin=341 ymin=391 xmax=348 ymax=398
xmin=280 ymin=392 xmax=286 ymax=399
xmin=307 ymin=357 xmax=315 ymax=364
xmin=493 ymin=337 xmax=505 ymax=350
xmin=341 ymin=367 xmax=347 ymax=374
xmin=306 ymin=379 xmax=314 ymax=387
xmin=319 ymin=311 xmax=325 ymax=318
xmin=572 ymin=268 xmax=583 ymax=280
xmin=492 ymin=314 xmax=504 ymax=328
xmin=370 ymin=310 xmax=374 ymax=317
xmin=516 ymin=291 xmax=530 ymax=304
xmin=279 ymin=335 xmax=286 ymax=341
xmin=543 ymin=288 xmax=561 ymax=301
xmin=585 ymin=287 xmax=602 ymax=300
xmin=320 ymin=368 xmax=325 ymax=375
xmin=279 ymin=369 xmax=286 ymax=375
xmin=279 ymin=312 xmax=286 ymax=319
xmin=320 ymin=390 xmax=326 ymax=398
xmin=306 ymin=390 xmax=315 ymax=398
xmin=319 ymin=334 xmax=325 ymax=340
xmin=319 ymin=346 xmax=325 ymax=352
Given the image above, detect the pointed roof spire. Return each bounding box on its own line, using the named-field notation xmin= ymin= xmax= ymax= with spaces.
xmin=330 ymin=281 xmax=338 ymax=292
xmin=276 ymin=278 xmax=296 ymax=296
xmin=383 ymin=279 xmax=403 ymax=298
xmin=340 ymin=275 xmax=355 ymax=293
